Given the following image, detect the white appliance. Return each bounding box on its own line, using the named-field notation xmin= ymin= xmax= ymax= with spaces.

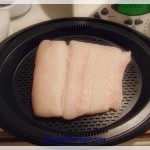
xmin=91 ymin=4 xmax=150 ymax=37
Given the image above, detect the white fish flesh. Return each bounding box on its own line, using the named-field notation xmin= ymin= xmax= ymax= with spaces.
xmin=32 ymin=40 xmax=131 ymax=120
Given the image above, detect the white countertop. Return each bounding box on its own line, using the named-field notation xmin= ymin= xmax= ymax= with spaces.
xmin=9 ymin=4 xmax=101 ymax=34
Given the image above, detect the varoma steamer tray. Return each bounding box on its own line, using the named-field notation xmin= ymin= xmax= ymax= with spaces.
xmin=0 ymin=18 xmax=150 ymax=145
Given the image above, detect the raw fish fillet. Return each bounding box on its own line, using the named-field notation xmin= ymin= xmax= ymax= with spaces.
xmin=32 ymin=40 xmax=69 ymax=117
xmin=63 ymin=41 xmax=131 ymax=119
xmin=32 ymin=40 xmax=131 ymax=120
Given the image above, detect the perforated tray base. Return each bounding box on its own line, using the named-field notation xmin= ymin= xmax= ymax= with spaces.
xmin=13 ymin=37 xmax=142 ymax=134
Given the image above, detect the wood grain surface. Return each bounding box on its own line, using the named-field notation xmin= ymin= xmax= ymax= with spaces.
xmin=0 ymin=129 xmax=150 ymax=142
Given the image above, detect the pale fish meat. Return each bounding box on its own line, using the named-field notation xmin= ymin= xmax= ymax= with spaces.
xmin=32 ymin=40 xmax=131 ymax=120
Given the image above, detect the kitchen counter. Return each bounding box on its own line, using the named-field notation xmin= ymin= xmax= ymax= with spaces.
xmin=0 ymin=129 xmax=150 ymax=145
